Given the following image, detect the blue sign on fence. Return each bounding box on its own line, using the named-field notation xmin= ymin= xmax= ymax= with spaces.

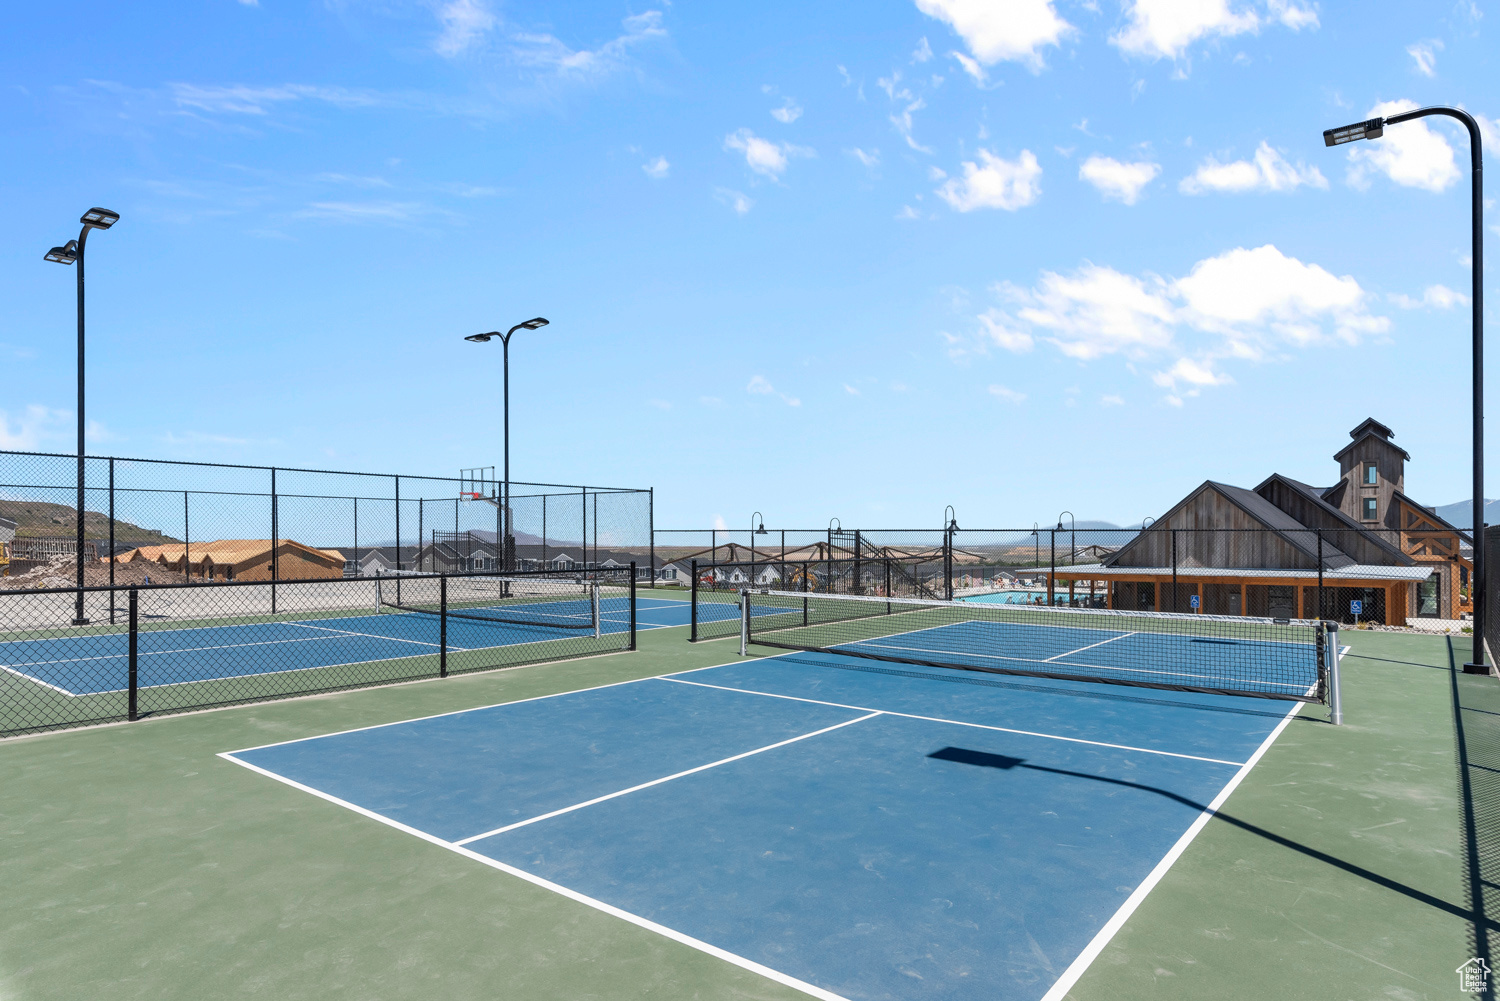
xmin=1189 ymin=594 xmax=1200 ymax=610
xmin=1351 ymin=599 xmax=1364 ymax=615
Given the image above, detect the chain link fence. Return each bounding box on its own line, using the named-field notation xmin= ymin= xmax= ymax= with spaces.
xmin=669 ymin=524 xmax=1467 ymax=630
xmin=0 ymin=450 xmax=653 ymax=587
xmin=0 ymin=567 xmax=637 ymax=739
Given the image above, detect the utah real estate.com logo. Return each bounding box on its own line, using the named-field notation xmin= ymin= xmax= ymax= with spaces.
xmin=1459 ymin=957 xmax=1490 ymax=993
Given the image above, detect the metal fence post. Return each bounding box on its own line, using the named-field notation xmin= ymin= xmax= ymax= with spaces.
xmin=1049 ymin=530 xmax=1056 ymax=606
xmin=690 ymin=559 xmax=698 ymax=641
xmin=854 ymin=529 xmax=863 ymax=595
xmin=1171 ymin=529 xmax=1178 ymax=613
xmin=127 ymin=587 xmax=138 ymax=721
xmin=1317 ymin=528 xmax=1325 ymax=621
xmin=108 ymin=458 xmax=115 ymax=623
xmin=802 ymin=564 xmax=809 ymax=626
xmin=648 ymin=490 xmax=656 ymax=588
xmin=439 ymin=574 xmax=448 ymax=678
xmin=944 ymin=525 xmax=953 ymax=601
xmin=270 ymin=468 xmax=278 ymax=614
xmin=183 ymin=491 xmax=190 ymax=581
xmin=629 ymin=562 xmax=637 ymax=650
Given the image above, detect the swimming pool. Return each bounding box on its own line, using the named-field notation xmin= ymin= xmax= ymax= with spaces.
xmin=960 ymin=590 xmax=1104 ymax=607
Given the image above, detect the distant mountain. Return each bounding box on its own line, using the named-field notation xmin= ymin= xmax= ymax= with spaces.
xmin=1431 ymin=499 xmax=1500 ymax=529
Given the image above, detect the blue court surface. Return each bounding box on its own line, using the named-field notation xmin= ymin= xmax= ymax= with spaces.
xmin=0 ymin=595 xmax=717 ymax=696
xmin=223 ymin=650 xmax=1305 ymax=1001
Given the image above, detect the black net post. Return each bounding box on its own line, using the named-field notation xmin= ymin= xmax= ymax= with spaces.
xmin=439 ymin=574 xmax=448 ymax=678
xmin=1171 ymin=529 xmax=1178 ymax=613
xmin=108 ymin=457 xmax=115 ymax=623
xmin=690 ymin=560 xmax=698 ymax=641
xmin=629 ymin=561 xmax=637 ymax=650
xmin=127 ymin=587 xmax=138 ymax=721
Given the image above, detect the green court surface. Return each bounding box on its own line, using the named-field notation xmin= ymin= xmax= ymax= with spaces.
xmin=0 ymin=619 xmax=1492 ymax=1001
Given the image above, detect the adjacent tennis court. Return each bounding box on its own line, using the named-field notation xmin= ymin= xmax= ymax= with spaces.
xmin=0 ymin=594 xmax=718 ymax=696
xmin=224 ymin=644 xmax=1306 ymax=1001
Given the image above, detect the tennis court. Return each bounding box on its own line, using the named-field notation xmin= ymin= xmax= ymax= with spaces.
xmin=223 ymin=636 xmax=1311 ymax=1001
xmin=0 ymin=593 xmax=718 ymax=697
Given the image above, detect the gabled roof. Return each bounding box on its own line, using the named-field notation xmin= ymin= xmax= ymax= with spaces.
xmin=1334 ymin=419 xmax=1411 ymax=461
xmin=1102 ymin=480 xmax=1355 ymax=569
xmin=1349 ymin=417 xmax=1395 ymax=441
xmin=1391 ymin=488 xmax=1473 ymax=543
xmin=1257 ymin=473 xmax=1413 ymax=565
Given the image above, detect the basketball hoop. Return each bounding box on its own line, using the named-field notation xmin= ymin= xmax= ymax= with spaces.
xmin=460 ymin=492 xmax=483 ymax=501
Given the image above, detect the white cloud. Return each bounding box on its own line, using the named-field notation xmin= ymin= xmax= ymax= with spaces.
xmin=988 ymin=385 xmax=1027 ymax=404
xmin=966 ymin=244 xmax=1385 ymax=402
xmin=896 ymin=205 xmax=923 ymax=220
xmin=714 ymin=187 xmax=753 ymax=214
xmin=848 ymin=147 xmax=880 ymax=169
xmin=295 ymin=201 xmax=457 ymax=225
xmin=1174 ymin=244 xmax=1386 ymax=345
xmin=1152 ymin=356 xmax=1233 ymax=390
xmin=977 ymin=309 xmax=1035 ymax=352
xmin=844 ymin=383 xmax=861 ymax=395
xmin=1345 ymin=100 xmax=1461 ymax=193
xmin=1078 ymin=155 xmax=1161 ymax=204
xmin=913 ymin=36 xmax=934 ymax=63
xmin=1111 ymin=0 xmax=1316 ymax=62
xmin=936 ymin=149 xmax=1042 ymax=211
xmin=713 ymin=514 xmax=729 ymax=530
xmin=1407 ymin=40 xmax=1442 ymax=77
xmin=434 ymin=0 xmax=497 ymax=57
xmin=1390 ymin=284 xmax=1470 ymax=309
xmin=0 ymin=405 xmax=67 ymax=450
xmin=1101 ymin=394 xmax=1126 ymax=406
xmin=914 ymin=0 xmax=1073 ymax=72
xmin=509 ymin=10 xmax=666 ymax=78
xmin=949 ymin=50 xmax=988 ymax=84
xmin=771 ymin=98 xmax=803 ymax=124
xmin=1008 ymin=264 xmax=1176 ymax=359
xmin=1179 ymin=141 xmax=1327 ymax=194
xmin=747 ymin=375 xmax=800 ymax=406
xmin=642 ymin=156 xmax=670 ymax=179
xmin=647 ymin=398 xmax=671 ymax=410
xmin=724 ymin=129 xmax=813 ymax=178
xmin=878 ymin=73 xmax=933 ymax=152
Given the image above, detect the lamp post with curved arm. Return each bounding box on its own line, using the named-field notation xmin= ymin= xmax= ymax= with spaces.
xmin=1325 ymin=106 xmax=1484 ymax=668
xmin=45 ymin=207 xmax=119 ymax=626
xmin=464 ymin=317 xmax=549 ymax=571
xmin=750 ymin=511 xmax=766 ymax=577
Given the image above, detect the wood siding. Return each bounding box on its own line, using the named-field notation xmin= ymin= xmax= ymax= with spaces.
xmin=1110 ymin=485 xmax=1317 ymax=569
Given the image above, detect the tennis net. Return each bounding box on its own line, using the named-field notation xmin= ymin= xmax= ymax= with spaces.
xmin=740 ymin=589 xmax=1329 ymax=702
xmin=377 ymin=574 xmax=601 ymax=634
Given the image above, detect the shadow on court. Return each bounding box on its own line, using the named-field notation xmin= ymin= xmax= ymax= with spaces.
xmin=930 ymin=742 xmax=1498 ymax=937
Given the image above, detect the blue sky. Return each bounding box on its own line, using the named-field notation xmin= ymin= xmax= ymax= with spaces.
xmin=0 ymin=0 xmax=1494 ymax=530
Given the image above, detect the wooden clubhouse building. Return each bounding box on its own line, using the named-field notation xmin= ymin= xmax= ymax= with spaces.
xmin=1056 ymin=419 xmax=1471 ymax=626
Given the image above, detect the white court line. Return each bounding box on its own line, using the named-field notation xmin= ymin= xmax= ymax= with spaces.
xmin=1036 ymin=697 xmax=1304 ymax=1001
xmin=657 ymin=676 xmax=1245 ymax=767
xmin=0 ymin=663 xmax=76 ymax=695
xmin=1042 ymin=631 xmax=1136 ymax=662
xmin=454 ymin=712 xmax=882 ymax=846
xmin=5 ymin=632 xmax=367 ymax=668
xmin=217 ymin=752 xmax=852 ymax=1001
xmin=220 ymin=652 xmax=760 ymax=756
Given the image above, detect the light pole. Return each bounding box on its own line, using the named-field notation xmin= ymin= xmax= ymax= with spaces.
xmin=1325 ymin=108 xmax=1484 ymax=669
xmin=465 ymin=317 xmax=549 ymax=572
xmin=750 ymin=512 xmax=766 ymax=580
xmin=1057 ymin=511 xmax=1075 ymax=564
xmin=45 ymin=207 xmax=119 ymax=626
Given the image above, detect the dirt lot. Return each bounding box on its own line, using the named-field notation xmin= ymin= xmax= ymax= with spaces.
xmin=0 ymin=559 xmax=189 ymax=591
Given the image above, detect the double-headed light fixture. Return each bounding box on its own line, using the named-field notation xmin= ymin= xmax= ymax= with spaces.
xmin=45 ymin=207 xmax=120 ymax=626
xmin=465 ymin=317 xmax=550 ymax=571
